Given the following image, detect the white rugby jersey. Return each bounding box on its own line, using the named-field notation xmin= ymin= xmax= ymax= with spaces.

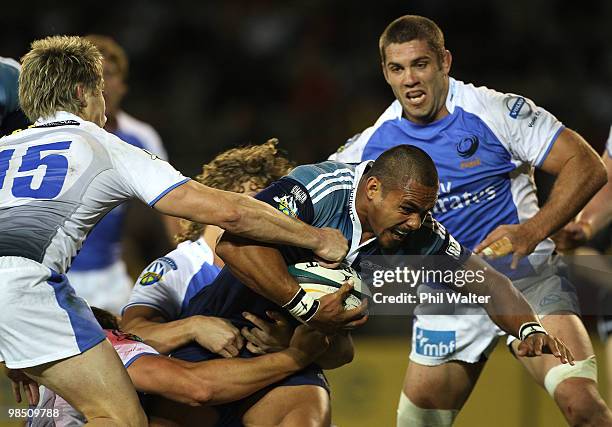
xmin=124 ymin=238 xmax=221 ymax=320
xmin=330 ymin=77 xmax=563 ymax=278
xmin=0 ymin=111 xmax=188 ymax=274
xmin=607 ymin=126 xmax=612 ymax=158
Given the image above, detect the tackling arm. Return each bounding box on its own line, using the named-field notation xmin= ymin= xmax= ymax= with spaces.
xmin=121 ymin=306 xmax=243 ymax=357
xmin=126 ymin=326 xmax=327 ymax=406
xmin=153 ymin=180 xmax=347 ymax=265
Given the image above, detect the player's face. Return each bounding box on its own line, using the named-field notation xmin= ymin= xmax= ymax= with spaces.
xmin=82 ymin=88 xmax=107 ymax=128
xmin=102 ymin=61 xmax=127 ymax=118
xmin=382 ymin=40 xmax=451 ymax=125
xmin=368 ymin=179 xmax=438 ymax=250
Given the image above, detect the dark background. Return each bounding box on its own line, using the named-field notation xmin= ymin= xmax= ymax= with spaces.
xmin=2 ymin=0 xmax=611 ymax=176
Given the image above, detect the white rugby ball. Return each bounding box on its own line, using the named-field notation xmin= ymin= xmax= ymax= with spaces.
xmin=287 ymin=262 xmax=371 ymax=310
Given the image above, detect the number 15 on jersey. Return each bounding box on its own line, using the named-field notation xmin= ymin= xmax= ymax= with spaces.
xmin=0 ymin=141 xmax=72 ymax=199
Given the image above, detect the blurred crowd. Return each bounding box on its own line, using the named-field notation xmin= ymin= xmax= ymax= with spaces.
xmin=3 ymin=0 xmax=612 ymax=175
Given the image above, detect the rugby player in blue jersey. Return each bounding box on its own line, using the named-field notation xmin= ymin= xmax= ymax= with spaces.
xmin=173 ymin=144 xmax=573 ymax=427
xmin=121 ymin=140 xmax=294 ymax=357
xmin=329 ymin=15 xmax=611 ymax=426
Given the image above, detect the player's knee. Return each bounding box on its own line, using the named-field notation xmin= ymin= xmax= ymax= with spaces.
xmin=548 ymin=357 xmax=612 ymax=426
xmin=397 ymin=392 xmax=457 ymax=427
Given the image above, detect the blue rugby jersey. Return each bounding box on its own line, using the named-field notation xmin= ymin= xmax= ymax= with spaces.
xmin=330 ymin=77 xmax=564 ymax=278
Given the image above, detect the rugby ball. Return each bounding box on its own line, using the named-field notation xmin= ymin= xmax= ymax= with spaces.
xmin=287 ymin=262 xmax=371 ymax=310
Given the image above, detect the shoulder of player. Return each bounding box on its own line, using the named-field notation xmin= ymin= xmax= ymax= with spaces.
xmin=290 ymin=161 xmax=355 ymax=190
xmin=451 ymin=77 xmax=538 ymax=123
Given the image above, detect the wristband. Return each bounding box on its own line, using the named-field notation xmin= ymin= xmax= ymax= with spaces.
xmin=283 ymin=288 xmax=320 ymax=323
xmin=519 ymin=322 xmax=548 ymax=341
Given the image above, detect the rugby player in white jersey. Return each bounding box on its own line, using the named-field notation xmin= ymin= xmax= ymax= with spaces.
xmin=66 ymin=35 xmax=174 ymax=314
xmin=0 ymin=36 xmax=354 ymax=426
xmin=121 ymin=140 xmax=294 ymax=356
xmin=329 ymin=15 xmax=611 ymax=426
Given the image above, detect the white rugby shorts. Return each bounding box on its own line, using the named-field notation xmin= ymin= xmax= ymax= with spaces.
xmin=410 ymin=256 xmax=579 ymax=366
xmin=0 ymin=257 xmax=105 ymax=368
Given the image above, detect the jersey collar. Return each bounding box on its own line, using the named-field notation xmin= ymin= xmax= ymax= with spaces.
xmin=346 ymin=161 xmax=376 ymax=265
xmin=34 ymin=111 xmax=85 ymax=126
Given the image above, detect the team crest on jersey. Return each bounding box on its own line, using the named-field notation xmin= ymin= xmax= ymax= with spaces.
xmin=138 ymin=256 xmax=177 ymax=286
xmin=273 ymin=194 xmax=298 ymax=217
xmin=456 ymin=136 xmax=479 ymax=158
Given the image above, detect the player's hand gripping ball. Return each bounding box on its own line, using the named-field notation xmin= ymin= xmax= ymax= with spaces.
xmin=288 ymin=261 xmax=371 ymax=309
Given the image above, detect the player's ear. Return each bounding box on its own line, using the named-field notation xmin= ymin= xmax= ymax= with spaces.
xmin=441 ymin=49 xmax=452 ymax=75
xmin=381 ymin=61 xmax=390 ymax=84
xmin=75 ymin=84 xmax=87 ymax=108
xmin=365 ymin=176 xmax=381 ymax=200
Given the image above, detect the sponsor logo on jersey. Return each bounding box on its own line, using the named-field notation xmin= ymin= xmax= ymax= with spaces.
xmin=505 ymin=96 xmax=532 ymax=119
xmin=273 ymin=194 xmax=298 ymax=217
xmin=434 ymin=182 xmax=497 ymax=214
xmin=138 ymin=256 xmax=177 ymax=286
xmin=415 ymin=327 xmax=456 ymax=357
xmin=290 ymin=185 xmax=308 ymax=204
xmin=528 ymin=110 xmax=542 ymax=128
xmin=456 ymin=136 xmax=479 ymax=158
xmin=460 ymin=158 xmax=481 ymax=169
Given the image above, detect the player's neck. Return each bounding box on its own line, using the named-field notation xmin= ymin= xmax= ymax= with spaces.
xmin=104 ymin=114 xmax=118 ymax=132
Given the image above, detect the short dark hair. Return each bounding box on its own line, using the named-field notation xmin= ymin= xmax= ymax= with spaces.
xmin=367 ymin=145 xmax=438 ymax=192
xmin=91 ymin=306 xmax=120 ymax=330
xmin=379 ymin=15 xmax=445 ymax=65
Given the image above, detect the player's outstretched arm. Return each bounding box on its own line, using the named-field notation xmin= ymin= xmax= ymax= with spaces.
xmin=475 ymin=128 xmax=607 ymax=267
xmin=121 ymin=306 xmax=243 ymax=357
xmin=127 ymin=326 xmax=328 ymax=406
xmin=153 ymin=180 xmax=348 ymax=265
xmin=216 ymin=234 xmax=367 ymax=332
xmin=457 ymin=254 xmax=574 ymax=364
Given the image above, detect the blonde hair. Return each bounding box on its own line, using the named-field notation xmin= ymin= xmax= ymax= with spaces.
xmin=84 ymin=34 xmax=129 ymax=80
xmin=19 ymin=35 xmax=103 ymax=121
xmin=176 ymin=139 xmax=294 ymax=243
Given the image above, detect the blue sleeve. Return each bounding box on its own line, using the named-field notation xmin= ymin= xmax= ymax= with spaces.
xmin=254 ymin=177 xmax=314 ymax=224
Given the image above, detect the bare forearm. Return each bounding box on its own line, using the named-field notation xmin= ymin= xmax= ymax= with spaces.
xmin=214 ymin=192 xmax=323 ymax=251
xmin=122 ymin=317 xmax=195 ymax=354
xmin=188 ymin=349 xmax=306 ymax=405
xmin=460 ymin=256 xmax=539 ymax=337
xmin=155 ymin=181 xmax=324 ymax=251
xmin=216 ymin=237 xmax=300 ymax=305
